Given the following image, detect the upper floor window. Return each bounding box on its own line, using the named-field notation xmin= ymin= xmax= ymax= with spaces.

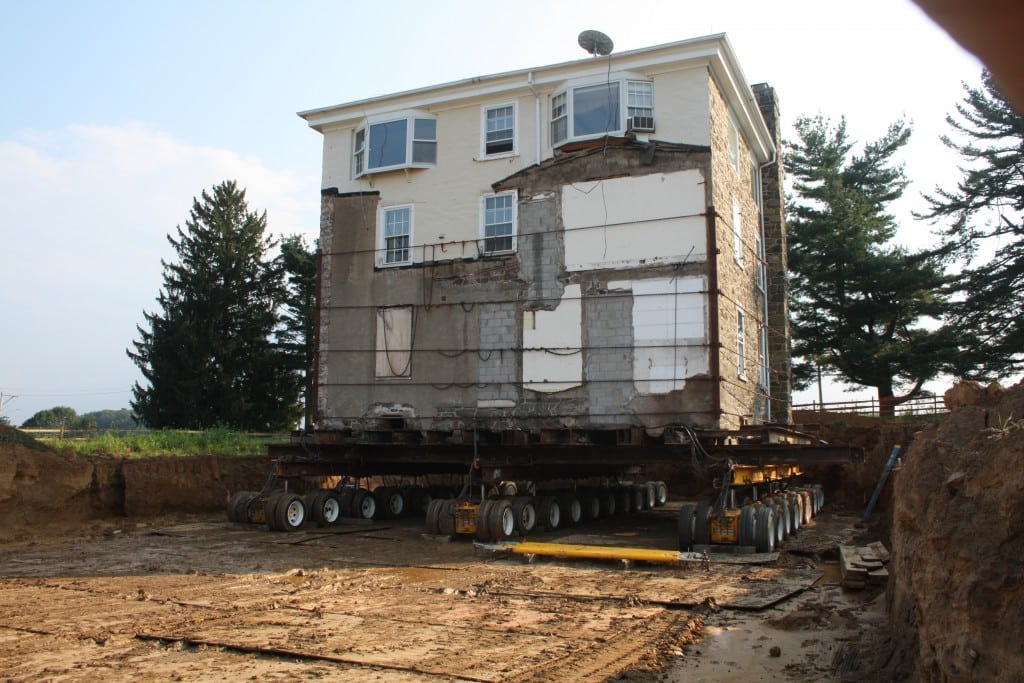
xmin=727 ymin=115 xmax=740 ymax=172
xmin=732 ymin=199 xmax=744 ymax=267
xmin=354 ymin=116 xmax=437 ymax=177
xmin=551 ymin=79 xmax=654 ymax=146
xmin=482 ymin=103 xmax=516 ymax=157
xmin=626 ymin=81 xmax=654 ymax=131
xmin=381 ymin=205 xmax=412 ymax=266
xmin=481 ymin=192 xmax=517 ymax=254
xmin=736 ymin=307 xmax=747 ymax=379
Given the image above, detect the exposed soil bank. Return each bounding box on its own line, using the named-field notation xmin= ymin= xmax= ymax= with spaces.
xmin=885 ymin=380 xmax=1024 ymax=682
xmin=0 ymin=428 xmax=267 ymax=540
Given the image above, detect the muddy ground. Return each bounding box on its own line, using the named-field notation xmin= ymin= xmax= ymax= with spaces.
xmin=0 ymin=495 xmax=888 ymax=682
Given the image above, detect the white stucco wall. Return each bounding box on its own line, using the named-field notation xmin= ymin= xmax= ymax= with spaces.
xmin=561 ymin=170 xmax=708 ymax=271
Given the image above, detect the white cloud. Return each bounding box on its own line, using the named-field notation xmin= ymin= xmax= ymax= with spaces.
xmin=0 ymin=123 xmax=319 ymax=423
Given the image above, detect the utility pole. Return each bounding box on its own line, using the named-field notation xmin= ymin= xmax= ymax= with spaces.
xmin=0 ymin=391 xmax=16 ymax=424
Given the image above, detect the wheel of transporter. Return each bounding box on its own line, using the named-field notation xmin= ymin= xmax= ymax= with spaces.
xmin=560 ymin=495 xmax=582 ymax=526
xmin=264 ymin=492 xmax=285 ymax=530
xmin=538 ymin=496 xmax=561 ymax=530
xmin=488 ymin=498 xmax=516 ymax=541
xmin=786 ymin=493 xmax=801 ymax=532
xmin=351 ymin=489 xmax=377 ymax=520
xmin=311 ymin=489 xmax=343 ymax=526
xmin=475 ymin=500 xmax=494 ymax=541
xmin=511 ymin=497 xmax=537 ymax=534
xmin=799 ymin=490 xmax=813 ymax=523
xmin=385 ymin=487 xmax=406 ymax=518
xmin=738 ymin=505 xmax=756 ymax=547
xmin=631 ymin=485 xmax=646 ymax=513
xmin=654 ymin=481 xmax=669 ymax=507
xmin=643 ymin=482 xmax=657 ymax=510
xmin=815 ymin=486 xmax=825 ymax=513
xmin=773 ymin=504 xmax=785 ymax=545
xmin=775 ymin=499 xmax=791 ymax=538
xmin=694 ymin=501 xmax=711 ymax=546
xmin=424 ymin=498 xmax=442 ymax=534
xmin=616 ymin=487 xmax=632 ymax=515
xmin=755 ymin=505 xmax=776 ymax=553
xmin=274 ymin=493 xmax=306 ymax=532
xmin=578 ymin=491 xmax=599 ymax=521
xmin=228 ymin=490 xmax=256 ymax=523
xmin=600 ymin=489 xmax=617 ymax=517
xmin=437 ymin=499 xmax=457 ymax=536
xmin=678 ymin=504 xmax=696 ymax=551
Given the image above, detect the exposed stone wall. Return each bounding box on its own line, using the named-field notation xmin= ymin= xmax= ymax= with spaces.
xmin=707 ymin=79 xmax=766 ymax=428
xmin=753 ymin=83 xmax=792 ymax=424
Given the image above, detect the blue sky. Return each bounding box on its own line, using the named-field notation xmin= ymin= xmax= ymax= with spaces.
xmin=0 ymin=0 xmax=983 ymax=424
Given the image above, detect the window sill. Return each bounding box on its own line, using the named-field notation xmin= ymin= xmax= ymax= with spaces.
xmin=478 ymin=151 xmax=518 ymax=162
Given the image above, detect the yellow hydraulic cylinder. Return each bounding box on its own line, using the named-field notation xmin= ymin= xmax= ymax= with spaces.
xmin=509 ymin=541 xmax=697 ymax=564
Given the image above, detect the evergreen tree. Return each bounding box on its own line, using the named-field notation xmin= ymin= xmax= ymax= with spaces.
xmin=127 ymin=181 xmax=301 ymax=430
xmin=920 ymin=71 xmax=1024 ymax=378
xmin=278 ymin=234 xmax=318 ymax=429
xmin=787 ymin=116 xmax=955 ymax=415
xmin=21 ymin=406 xmax=91 ymax=430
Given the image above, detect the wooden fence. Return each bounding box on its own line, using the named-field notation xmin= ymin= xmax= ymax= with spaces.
xmin=792 ymin=393 xmax=948 ymax=418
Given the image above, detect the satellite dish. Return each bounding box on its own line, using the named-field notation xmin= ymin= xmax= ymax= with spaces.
xmin=578 ymin=30 xmax=613 ymax=57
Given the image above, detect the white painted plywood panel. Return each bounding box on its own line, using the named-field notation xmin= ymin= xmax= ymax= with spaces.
xmin=523 ymin=284 xmax=583 ymax=392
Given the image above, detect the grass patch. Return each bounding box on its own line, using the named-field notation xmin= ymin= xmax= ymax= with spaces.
xmin=45 ymin=428 xmax=288 ymax=458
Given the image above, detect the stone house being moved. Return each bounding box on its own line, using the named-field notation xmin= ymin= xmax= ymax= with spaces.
xmin=298 ymin=33 xmax=791 ymax=441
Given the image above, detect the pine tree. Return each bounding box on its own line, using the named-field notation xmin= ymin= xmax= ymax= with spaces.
xmin=127 ymin=181 xmax=301 ymax=430
xmin=278 ymin=234 xmax=318 ymax=429
xmin=920 ymin=71 xmax=1024 ymax=378
xmin=787 ymin=116 xmax=956 ymax=415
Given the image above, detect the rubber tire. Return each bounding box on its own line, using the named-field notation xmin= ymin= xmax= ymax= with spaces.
xmin=437 ymin=499 xmax=456 ymax=536
xmin=631 ymin=485 xmax=646 ymax=513
xmin=228 ymin=490 xmax=256 ymax=523
xmin=738 ymin=505 xmax=756 ymax=547
xmin=799 ymin=490 xmax=812 ymax=523
xmin=274 ymin=493 xmax=306 ymax=532
xmin=488 ymin=499 xmax=515 ymax=541
xmin=560 ymin=495 xmax=582 ymax=527
xmin=264 ymin=492 xmax=285 ymax=531
xmin=694 ymin=501 xmax=711 ymax=546
xmin=755 ymin=505 xmax=776 ymax=553
xmin=616 ymin=487 xmax=632 ymax=515
xmin=511 ymin=498 xmax=537 ymax=534
xmin=678 ymin=504 xmax=695 ymax=551
xmin=600 ymin=490 xmax=617 ymax=518
xmin=787 ymin=493 xmax=801 ymax=532
xmin=312 ymin=490 xmax=343 ymax=526
xmin=776 ymin=499 xmax=791 ymax=538
xmin=475 ymin=500 xmax=494 ymax=541
xmin=580 ymin=491 xmax=601 ymax=521
xmin=352 ymin=489 xmax=377 ymax=520
xmin=538 ymin=496 xmax=561 ymax=530
xmin=654 ymin=481 xmax=669 ymax=507
xmin=423 ymin=498 xmax=441 ymax=534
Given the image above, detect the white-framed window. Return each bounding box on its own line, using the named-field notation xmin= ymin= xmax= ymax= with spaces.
xmin=736 ymin=307 xmax=747 ymax=380
xmin=732 ymin=199 xmax=744 ymax=267
xmin=375 ymin=306 xmax=412 ymax=378
xmin=758 ymin=325 xmax=770 ymax=389
xmin=551 ymin=92 xmax=568 ymax=145
xmin=626 ymin=80 xmax=654 ymax=130
xmin=727 ymin=114 xmax=740 ymax=172
xmin=551 ymin=78 xmax=654 ymax=146
xmin=755 ymin=233 xmax=766 ymax=293
xmin=481 ymin=191 xmax=517 ymax=254
xmin=380 ymin=205 xmax=413 ymax=266
xmin=482 ymin=103 xmax=517 ymax=157
xmin=750 ymin=159 xmax=762 ymax=210
xmin=354 ymin=116 xmax=437 ymax=177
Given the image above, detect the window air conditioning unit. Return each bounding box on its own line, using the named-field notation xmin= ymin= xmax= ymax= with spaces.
xmin=627 ymin=115 xmax=655 ymax=133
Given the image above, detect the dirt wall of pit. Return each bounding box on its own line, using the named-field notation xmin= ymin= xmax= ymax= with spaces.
xmin=884 ymin=381 xmax=1024 ymax=682
xmin=0 ymin=428 xmax=269 ymax=539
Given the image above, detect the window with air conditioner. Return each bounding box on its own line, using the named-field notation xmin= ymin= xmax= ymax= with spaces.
xmin=550 ymin=78 xmax=654 ymax=146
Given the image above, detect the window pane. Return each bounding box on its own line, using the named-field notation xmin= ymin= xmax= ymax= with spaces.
xmin=486 ymin=105 xmax=514 ymax=154
xmin=384 ymin=207 xmax=410 ymax=264
xmin=551 ymin=93 xmax=567 ymax=144
xmin=368 ymin=120 xmax=407 ymax=169
xmin=574 ymin=83 xmax=620 ymax=137
xmin=412 ymin=140 xmax=436 ymax=163
xmin=484 ymin=194 xmax=514 ymax=253
xmin=413 ymin=118 xmax=436 ymax=140
xmin=627 ymin=81 xmax=653 ymax=118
